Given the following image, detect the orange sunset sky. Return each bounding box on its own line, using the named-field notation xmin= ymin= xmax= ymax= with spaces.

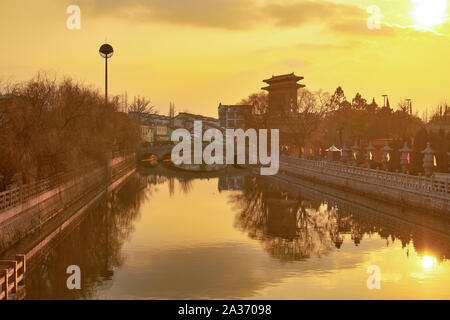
xmin=1 ymin=0 xmax=449 ymax=117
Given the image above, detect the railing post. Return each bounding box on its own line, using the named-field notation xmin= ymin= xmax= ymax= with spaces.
xmin=418 ymin=173 xmax=422 ymax=190
xmin=0 ymin=269 xmax=8 ymax=300
xmin=15 ymin=254 xmax=26 ymax=286
xmin=446 ymin=178 xmax=449 ymax=194
xmin=11 ymin=261 xmax=17 ymax=293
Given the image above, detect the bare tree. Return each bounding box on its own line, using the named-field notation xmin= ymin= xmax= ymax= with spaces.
xmin=240 ymin=92 xmax=269 ymax=129
xmin=280 ymin=89 xmax=331 ymax=156
xmin=128 ymin=96 xmax=157 ymax=114
xmin=397 ymin=100 xmax=410 ymax=113
xmin=0 ymin=73 xmax=140 ymax=189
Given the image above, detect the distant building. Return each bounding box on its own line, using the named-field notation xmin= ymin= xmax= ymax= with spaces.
xmin=139 ymin=124 xmax=153 ymax=145
xmin=156 ymin=125 xmax=167 ymax=136
xmin=129 ymin=112 xmax=172 ymax=125
xmin=130 ymin=110 xmax=221 ymax=145
xmin=129 ymin=112 xmax=169 ymax=146
xmin=260 ymin=73 xmax=306 ymax=150
xmin=262 ymin=73 xmax=305 ymax=115
xmin=218 ymin=104 xmax=252 ymax=129
xmin=154 ymin=125 xmax=170 ymax=145
xmin=174 ymin=112 xmax=219 ymax=128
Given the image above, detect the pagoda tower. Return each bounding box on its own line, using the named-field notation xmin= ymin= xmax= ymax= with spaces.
xmin=262 ymin=73 xmax=305 ymax=115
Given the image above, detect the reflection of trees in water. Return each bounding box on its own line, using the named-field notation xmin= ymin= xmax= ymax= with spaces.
xmin=231 ymin=177 xmax=338 ymax=262
xmin=233 ymin=177 xmax=450 ymax=262
xmin=337 ymin=208 xmax=450 ymax=262
xmin=144 ymin=174 xmax=194 ymax=197
xmin=25 ymin=175 xmax=149 ymax=299
xmin=178 ymin=179 xmax=193 ymax=195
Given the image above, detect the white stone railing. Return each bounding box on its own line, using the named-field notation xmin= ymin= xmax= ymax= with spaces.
xmin=280 ymin=155 xmax=449 ymax=197
xmin=0 ymin=153 xmax=135 ymax=213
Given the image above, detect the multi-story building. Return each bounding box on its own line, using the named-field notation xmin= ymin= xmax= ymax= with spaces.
xmin=131 ymin=110 xmax=224 ymax=146
xmin=139 ymin=125 xmax=153 ymax=145
xmin=261 ymin=73 xmax=305 ymax=115
xmin=218 ymin=104 xmax=252 ymax=129
xmin=174 ymin=112 xmax=219 ymax=128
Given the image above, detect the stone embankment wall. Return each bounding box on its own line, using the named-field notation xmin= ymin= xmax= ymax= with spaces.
xmin=277 ymin=155 xmax=449 ymax=217
xmin=0 ymin=154 xmax=136 ymax=253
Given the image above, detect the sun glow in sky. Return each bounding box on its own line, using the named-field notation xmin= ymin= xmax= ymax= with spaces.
xmin=1 ymin=0 xmax=449 ymax=116
xmin=412 ymin=0 xmax=448 ymax=27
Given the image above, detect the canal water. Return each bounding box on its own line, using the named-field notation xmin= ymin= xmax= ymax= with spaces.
xmin=23 ymin=169 xmax=450 ymax=299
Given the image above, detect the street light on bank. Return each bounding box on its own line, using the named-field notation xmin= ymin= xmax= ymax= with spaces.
xmin=99 ymin=43 xmax=114 ymax=104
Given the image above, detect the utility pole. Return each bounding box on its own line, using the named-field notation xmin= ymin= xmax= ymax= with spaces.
xmin=382 ymin=95 xmax=388 ymax=108
xmin=406 ymin=99 xmax=412 ymax=115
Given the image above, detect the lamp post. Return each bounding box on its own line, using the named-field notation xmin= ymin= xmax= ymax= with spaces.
xmin=399 ymin=141 xmax=412 ymax=173
xmin=99 ymin=43 xmax=114 ymax=104
xmin=341 ymin=143 xmax=351 ymax=164
xmin=381 ymin=142 xmax=392 ymax=171
xmin=421 ymin=142 xmax=435 ymax=176
xmin=351 ymin=141 xmax=361 ymax=166
xmin=365 ymin=141 xmax=376 ymax=169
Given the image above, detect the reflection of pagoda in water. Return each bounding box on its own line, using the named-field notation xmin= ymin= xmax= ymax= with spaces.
xmin=232 ymin=180 xmax=338 ymax=262
xmin=232 ymin=177 xmax=450 ymax=262
xmin=265 ymin=200 xmax=298 ymax=240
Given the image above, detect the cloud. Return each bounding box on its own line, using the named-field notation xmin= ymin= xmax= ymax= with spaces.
xmin=262 ymin=1 xmax=363 ymax=28
xmin=78 ymin=0 xmax=371 ymax=31
xmin=79 ymin=0 xmax=261 ymax=30
xmin=78 ymin=0 xmax=431 ymax=41
xmin=330 ymin=20 xmax=397 ymax=36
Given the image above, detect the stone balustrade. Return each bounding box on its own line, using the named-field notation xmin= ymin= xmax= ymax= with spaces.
xmin=279 ymin=154 xmax=449 ymax=215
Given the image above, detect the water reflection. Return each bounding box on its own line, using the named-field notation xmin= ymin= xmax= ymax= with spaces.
xmin=232 ymin=176 xmax=449 ymax=264
xmin=231 ymin=178 xmax=335 ymax=261
xmin=21 ymin=168 xmax=450 ymax=299
xmin=25 ymin=175 xmax=148 ymax=299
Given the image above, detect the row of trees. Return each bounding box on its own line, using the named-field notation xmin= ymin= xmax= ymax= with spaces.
xmin=0 ymin=74 xmax=140 ymax=189
xmin=240 ymin=87 xmax=449 ymax=173
xmin=325 ymin=87 xmax=424 ymax=145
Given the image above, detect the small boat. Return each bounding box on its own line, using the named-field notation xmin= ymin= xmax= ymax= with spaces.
xmin=140 ymin=154 xmax=158 ymax=167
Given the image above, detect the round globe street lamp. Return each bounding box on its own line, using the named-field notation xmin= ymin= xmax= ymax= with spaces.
xmin=99 ymin=43 xmax=114 ymax=104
